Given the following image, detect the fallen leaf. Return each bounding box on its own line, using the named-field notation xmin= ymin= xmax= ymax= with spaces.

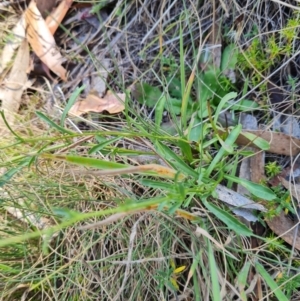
xmin=69 ymin=91 xmax=125 ymax=116
xmin=220 ymin=129 xmax=300 ymax=156
xmin=46 ymin=0 xmax=73 ymax=35
xmin=90 ymin=59 xmax=111 ymax=96
xmin=0 ymin=15 xmax=26 ymax=74
xmin=266 ymin=212 xmax=300 ymax=251
xmin=279 ymin=176 xmax=300 ymax=200
xmin=25 ymin=0 xmax=67 ymax=80
xmin=215 ymin=184 xmax=267 ymax=212
xmin=36 ymin=0 xmax=57 ymax=18
xmin=0 ymin=40 xmax=30 ymax=127
xmin=237 ymin=114 xmax=266 ymax=222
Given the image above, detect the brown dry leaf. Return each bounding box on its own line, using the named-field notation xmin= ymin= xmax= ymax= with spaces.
xmin=267 ymin=170 xmax=300 ymax=250
xmin=266 ymin=212 xmax=300 ymax=251
xmin=69 ymin=91 xmax=125 ymax=116
xmin=279 ymin=176 xmax=300 ymax=200
xmin=138 ymin=164 xmax=185 ymax=179
xmin=36 ymin=0 xmax=57 ymax=18
xmin=220 ymin=129 xmax=300 ymax=156
xmin=25 ymin=0 xmax=67 ymax=80
xmin=215 ymin=185 xmax=267 ymax=212
xmin=46 ymin=0 xmax=73 ymax=35
xmin=71 ymin=164 xmax=184 ymax=180
xmin=210 ymin=22 xmax=222 ymax=70
xmin=78 ymin=206 xmax=198 ymax=232
xmin=0 ymin=39 xmax=30 ymax=127
xmin=0 ymin=15 xmax=26 ymax=74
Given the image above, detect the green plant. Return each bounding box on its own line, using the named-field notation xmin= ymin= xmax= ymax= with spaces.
xmin=135 ymin=43 xmax=258 ymax=141
xmin=276 ymin=272 xmax=300 ymax=299
xmin=155 ymin=259 xmax=186 ymax=292
xmin=263 ymin=185 xmax=294 ymax=220
xmin=238 ymin=12 xmax=300 ymax=89
xmin=265 ymin=161 xmax=282 ymax=178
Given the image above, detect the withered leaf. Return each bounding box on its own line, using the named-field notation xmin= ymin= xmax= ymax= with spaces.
xmin=25 ymin=0 xmax=67 ymax=80
xmin=69 ymin=91 xmax=125 ymax=116
xmin=219 ymin=129 xmax=300 ymax=156
xmin=0 ymin=40 xmax=30 ymax=126
xmin=266 ymin=212 xmax=300 ymax=251
xmin=46 ymin=0 xmax=73 ymax=35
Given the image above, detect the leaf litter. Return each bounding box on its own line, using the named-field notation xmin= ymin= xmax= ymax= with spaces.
xmin=69 ymin=91 xmax=125 ymax=116
xmin=0 ymin=39 xmax=30 ymax=130
xmin=25 ymin=0 xmax=67 ymax=80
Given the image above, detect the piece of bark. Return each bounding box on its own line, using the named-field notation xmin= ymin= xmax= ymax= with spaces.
xmin=233 ymin=130 xmax=300 ymax=156
xmin=266 ymin=212 xmax=300 ymax=251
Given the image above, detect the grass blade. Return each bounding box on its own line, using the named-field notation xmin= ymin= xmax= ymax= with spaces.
xmin=202 ymin=198 xmax=252 ymax=236
xmin=255 ymin=262 xmax=289 ymax=301
xmin=208 ymin=240 xmax=221 ymax=301
xmin=205 ymin=124 xmax=242 ymax=177
xmin=224 ymin=175 xmax=276 ymax=200
xmin=36 ymin=111 xmax=73 ymax=134
xmin=155 ymin=141 xmax=198 ymax=178
xmin=60 ymin=85 xmax=85 ymax=127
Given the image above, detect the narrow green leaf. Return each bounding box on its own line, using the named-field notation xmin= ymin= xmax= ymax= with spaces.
xmin=0 ymin=263 xmax=19 ymax=274
xmin=0 ymin=111 xmax=24 ymax=140
xmin=134 ymin=83 xmax=162 ymax=107
xmin=206 ymin=124 xmax=242 ymax=177
xmin=202 ymin=199 xmax=252 ymax=236
xmin=179 ymin=20 xmax=187 ymax=128
xmin=155 ymin=95 xmax=166 ymax=128
xmin=155 ymin=141 xmax=198 ymax=178
xmin=89 ymin=137 xmax=121 ymax=154
xmin=237 ymin=262 xmax=251 ymax=301
xmin=214 ymin=92 xmax=237 ymax=125
xmin=64 ymin=155 xmax=128 ymax=169
xmin=225 ymin=175 xmax=276 ymax=201
xmin=140 ymin=179 xmax=176 ymax=191
xmin=255 ymin=262 xmax=289 ymax=301
xmin=208 ymin=240 xmax=221 ymax=301
xmin=36 ymin=111 xmax=73 ymax=134
xmin=52 ymin=207 xmax=80 ymax=220
xmin=217 ymin=135 xmax=234 ymax=153
xmin=0 ymin=158 xmax=29 ymax=187
xmin=60 ymin=85 xmax=85 ymax=127
xmin=229 ymin=99 xmax=259 ymax=111
xmin=240 ymin=132 xmax=270 ymax=150
xmin=178 ymin=140 xmax=193 ymax=162
xmin=221 ymin=44 xmax=238 ymax=71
